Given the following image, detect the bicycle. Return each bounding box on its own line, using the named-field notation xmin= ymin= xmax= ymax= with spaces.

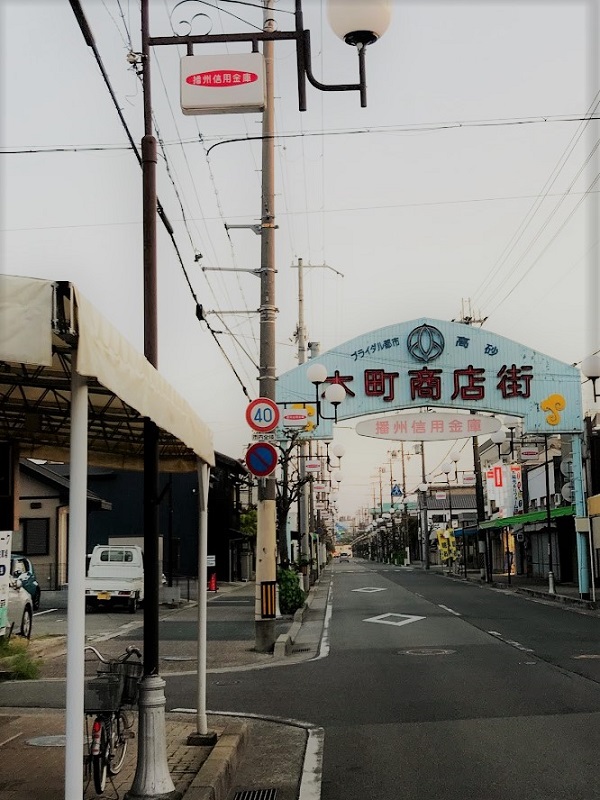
xmin=84 ymin=644 xmax=143 ymax=794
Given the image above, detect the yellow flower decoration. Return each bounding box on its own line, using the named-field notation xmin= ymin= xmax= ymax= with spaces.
xmin=540 ymin=393 xmax=566 ymax=425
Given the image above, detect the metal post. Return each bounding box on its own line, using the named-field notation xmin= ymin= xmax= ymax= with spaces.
xmin=421 ymin=444 xmax=429 ymax=569
xmin=64 ymin=360 xmax=87 ymax=800
xmin=126 ymin=2 xmax=181 ymax=796
xmin=472 ymin=430 xmax=489 ymax=581
xmin=296 ymin=257 xmax=310 ymax=593
xmin=255 ymin=0 xmax=277 ymax=652
xmin=544 ymin=434 xmax=556 ymax=595
xmin=188 ymin=462 xmax=217 ymax=745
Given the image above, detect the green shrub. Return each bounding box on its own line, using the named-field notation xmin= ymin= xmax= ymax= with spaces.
xmin=0 ymin=637 xmax=40 ymax=680
xmin=277 ymin=568 xmax=306 ymax=615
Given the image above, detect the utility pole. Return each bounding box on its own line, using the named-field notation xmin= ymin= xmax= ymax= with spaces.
xmin=296 ymin=258 xmax=311 ymax=592
xmin=255 ymin=0 xmax=277 ymax=653
xmin=292 ymin=257 xmax=343 ymax=591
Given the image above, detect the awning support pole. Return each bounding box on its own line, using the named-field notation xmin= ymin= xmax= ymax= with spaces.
xmin=64 ymin=358 xmax=87 ymax=800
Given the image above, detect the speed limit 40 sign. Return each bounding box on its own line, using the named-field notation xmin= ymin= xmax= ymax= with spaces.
xmin=245 ymin=397 xmax=280 ymax=433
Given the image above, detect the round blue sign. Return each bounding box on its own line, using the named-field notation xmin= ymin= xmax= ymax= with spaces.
xmin=245 ymin=442 xmax=278 ymax=477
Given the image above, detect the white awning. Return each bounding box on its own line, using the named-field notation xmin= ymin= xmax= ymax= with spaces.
xmin=0 ymin=275 xmax=214 ymax=470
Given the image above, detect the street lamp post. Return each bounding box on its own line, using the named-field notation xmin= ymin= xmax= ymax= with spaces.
xmin=442 ymin=450 xmax=461 ymax=574
xmin=544 ymin=433 xmax=557 ymax=595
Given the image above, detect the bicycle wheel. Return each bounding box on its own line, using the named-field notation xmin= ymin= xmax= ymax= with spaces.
xmin=108 ymin=710 xmax=130 ymax=775
xmin=92 ymin=723 xmax=108 ymax=794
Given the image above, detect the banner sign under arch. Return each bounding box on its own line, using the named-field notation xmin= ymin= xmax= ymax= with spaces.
xmin=277 ymin=319 xmax=583 ymax=438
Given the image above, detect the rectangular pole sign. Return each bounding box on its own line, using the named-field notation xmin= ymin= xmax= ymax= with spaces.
xmin=181 ymin=53 xmax=265 ymax=115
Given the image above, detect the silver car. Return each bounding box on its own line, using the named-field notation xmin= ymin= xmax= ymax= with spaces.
xmin=6 ymin=577 xmax=33 ymax=638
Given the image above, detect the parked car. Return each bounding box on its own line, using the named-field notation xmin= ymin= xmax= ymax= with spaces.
xmin=339 ymin=552 xmax=351 ymax=563
xmin=6 ymin=578 xmax=33 ymax=638
xmin=11 ymin=556 xmax=41 ymax=611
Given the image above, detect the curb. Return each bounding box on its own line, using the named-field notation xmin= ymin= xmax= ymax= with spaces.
xmin=182 ymin=719 xmax=248 ymax=800
xmin=274 ymin=575 xmax=322 ymax=658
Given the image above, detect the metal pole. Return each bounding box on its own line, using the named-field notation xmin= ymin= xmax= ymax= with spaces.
xmin=126 ymin=2 xmax=180 ymax=796
xmin=64 ymin=360 xmax=87 ymax=800
xmin=297 ymin=257 xmax=310 ymax=593
xmin=255 ymin=0 xmax=277 ymax=652
xmin=188 ymin=462 xmax=216 ymax=745
xmin=421 ymin=443 xmax=429 ymax=569
xmin=544 ymin=434 xmax=556 ymax=595
xmin=472 ymin=430 xmax=489 ymax=581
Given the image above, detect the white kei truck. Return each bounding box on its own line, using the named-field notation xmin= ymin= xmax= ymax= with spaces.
xmin=84 ymin=545 xmax=144 ymax=614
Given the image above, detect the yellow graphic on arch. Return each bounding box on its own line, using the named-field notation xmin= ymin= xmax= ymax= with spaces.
xmin=292 ymin=403 xmax=316 ymax=431
xmin=540 ymin=393 xmax=566 ymax=426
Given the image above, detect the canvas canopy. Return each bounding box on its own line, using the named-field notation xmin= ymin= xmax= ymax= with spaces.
xmin=0 ymin=275 xmax=214 ymax=470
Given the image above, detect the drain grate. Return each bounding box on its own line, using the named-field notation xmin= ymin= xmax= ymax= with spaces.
xmin=233 ymin=791 xmax=278 ymax=800
xmin=291 ymin=647 xmax=311 ymax=654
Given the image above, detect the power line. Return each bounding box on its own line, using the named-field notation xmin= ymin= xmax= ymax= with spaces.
xmin=5 ymin=113 xmax=600 ymax=155
xmin=68 ymin=0 xmax=253 ymax=401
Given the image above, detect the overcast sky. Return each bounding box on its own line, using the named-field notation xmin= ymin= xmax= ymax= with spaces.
xmin=2 ymin=0 xmax=598 ymax=516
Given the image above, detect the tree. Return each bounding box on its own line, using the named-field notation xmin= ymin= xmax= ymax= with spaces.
xmin=275 ymin=431 xmax=311 ymax=567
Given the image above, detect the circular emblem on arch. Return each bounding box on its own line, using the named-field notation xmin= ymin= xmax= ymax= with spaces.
xmin=407 ymin=324 xmax=445 ymax=363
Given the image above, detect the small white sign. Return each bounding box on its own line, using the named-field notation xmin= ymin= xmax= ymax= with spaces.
xmin=305 ymin=461 xmax=321 ymax=473
xmin=181 ymin=53 xmax=265 ymax=115
xmin=251 ymin=432 xmax=278 ymax=442
xmin=313 ymin=483 xmax=328 ymax=492
xmin=521 ymin=447 xmax=539 ymax=459
xmin=435 ymin=491 xmax=447 ymax=500
xmin=206 ymin=555 xmax=216 ymax=567
xmin=282 ymin=408 xmax=309 ymax=428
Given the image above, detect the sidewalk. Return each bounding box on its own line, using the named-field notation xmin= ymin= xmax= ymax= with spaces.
xmin=423 ymin=561 xmax=599 ymax=612
xmin=0 ymin=572 xmax=332 ymax=800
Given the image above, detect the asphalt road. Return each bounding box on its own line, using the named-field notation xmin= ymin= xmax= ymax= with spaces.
xmin=180 ymin=561 xmax=600 ymax=800
xmin=11 ymin=562 xmax=600 ymax=800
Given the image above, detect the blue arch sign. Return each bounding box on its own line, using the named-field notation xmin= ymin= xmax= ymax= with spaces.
xmin=277 ymin=319 xmax=583 ymax=437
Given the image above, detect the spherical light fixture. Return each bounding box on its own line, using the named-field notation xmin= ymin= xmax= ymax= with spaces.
xmin=490 ymin=429 xmax=507 ymax=445
xmin=307 ymin=362 xmax=328 ymax=385
xmin=327 ymin=0 xmax=392 ymax=46
xmin=331 ymin=443 xmax=346 ymax=459
xmin=582 ymin=354 xmax=600 ymax=401
xmin=325 ymin=382 xmax=346 ymax=406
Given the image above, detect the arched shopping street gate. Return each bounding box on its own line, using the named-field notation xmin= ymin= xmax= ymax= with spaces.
xmin=277 ymin=318 xmax=589 ymax=594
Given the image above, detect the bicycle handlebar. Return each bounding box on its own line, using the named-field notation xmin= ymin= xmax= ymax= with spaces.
xmin=84 ymin=644 xmax=143 ymax=664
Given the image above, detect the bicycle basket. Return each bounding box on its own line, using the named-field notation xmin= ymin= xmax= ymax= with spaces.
xmin=99 ymin=659 xmax=144 ymax=706
xmin=84 ymin=673 xmax=124 ymax=714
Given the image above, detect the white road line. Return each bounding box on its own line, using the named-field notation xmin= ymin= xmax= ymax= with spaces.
xmin=0 ymin=732 xmax=22 ymax=748
xmin=438 ymin=604 xmax=461 ymax=616
xmin=488 ymin=630 xmax=534 ymax=652
xmin=33 ymin=608 xmax=58 ymax=617
xmin=316 ymin=580 xmax=334 ymax=660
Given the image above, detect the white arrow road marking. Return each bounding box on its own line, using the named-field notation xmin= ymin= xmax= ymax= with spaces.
xmin=364 ymin=613 xmax=426 ymax=627
xmin=352 ymin=587 xmax=387 ymax=593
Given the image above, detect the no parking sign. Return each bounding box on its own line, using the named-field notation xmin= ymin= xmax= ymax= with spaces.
xmin=245 ymin=442 xmax=278 ymax=477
